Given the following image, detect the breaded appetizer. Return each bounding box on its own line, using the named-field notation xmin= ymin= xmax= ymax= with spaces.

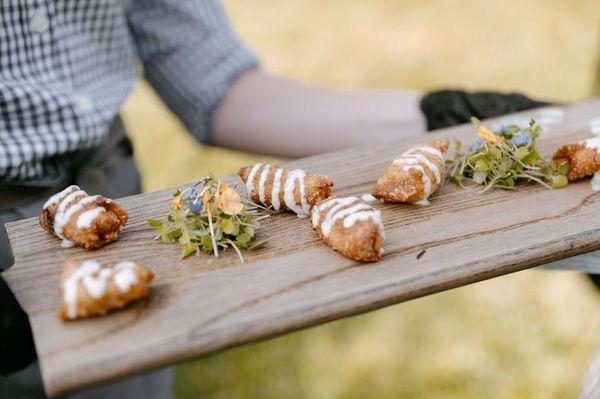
xmin=552 ymin=138 xmax=600 ymax=190
xmin=57 ymin=259 xmax=153 ymax=321
xmin=238 ymin=164 xmax=334 ymax=217
xmin=311 ymin=196 xmax=385 ymax=262
xmin=40 ymin=185 xmax=128 ymax=249
xmin=371 ymin=138 xmax=450 ymax=206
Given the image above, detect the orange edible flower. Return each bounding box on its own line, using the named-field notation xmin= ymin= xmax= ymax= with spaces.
xmin=171 ymin=193 xmax=183 ymax=210
xmin=217 ymin=186 xmax=244 ymax=215
xmin=477 ymin=125 xmax=502 ymax=144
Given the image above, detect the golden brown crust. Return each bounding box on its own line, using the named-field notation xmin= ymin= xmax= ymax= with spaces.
xmin=371 ymin=139 xmax=449 ymax=203
xmin=552 ymin=143 xmax=600 ymax=181
xmin=431 ymin=137 xmax=450 ymax=153
xmin=57 ymin=260 xmax=154 ymax=321
xmin=39 ymin=188 xmax=128 ymax=250
xmin=312 ymin=197 xmax=384 ymax=262
xmin=238 ymin=164 xmax=334 ymax=212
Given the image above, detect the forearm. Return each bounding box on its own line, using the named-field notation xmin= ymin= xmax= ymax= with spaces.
xmin=212 ymin=70 xmax=426 ymax=158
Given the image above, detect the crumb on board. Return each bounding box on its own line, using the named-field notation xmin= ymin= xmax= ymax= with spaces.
xmin=417 ymin=249 xmax=426 ymax=260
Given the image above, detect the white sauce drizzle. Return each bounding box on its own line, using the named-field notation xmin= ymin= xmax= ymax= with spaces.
xmin=405 ymin=146 xmax=444 ymax=162
xmin=582 ymin=138 xmax=600 ymax=191
xmin=402 ymin=154 xmax=441 ymax=184
xmin=402 ymin=162 xmax=432 ymax=198
xmin=245 ymin=163 xmax=263 ymax=200
xmin=43 ymin=185 xmax=79 ymax=209
xmin=271 ymin=168 xmax=284 ymax=211
xmin=53 ymin=190 xmax=86 ymax=239
xmin=284 ymin=169 xmax=310 ymax=216
xmin=315 ymin=197 xmax=384 ymax=238
xmin=360 ymin=193 xmax=378 ymax=203
xmin=392 ymin=145 xmax=446 ymax=201
xmin=63 ymin=260 xmax=139 ymax=319
xmin=257 ymin=164 xmax=271 ymax=205
xmin=113 ymin=261 xmax=139 ymax=292
xmin=76 ymin=207 xmax=105 ymax=229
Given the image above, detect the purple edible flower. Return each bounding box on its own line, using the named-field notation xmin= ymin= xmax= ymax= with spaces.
xmin=189 ymin=194 xmax=203 ymax=214
xmin=470 ymin=139 xmax=485 ymax=153
xmin=512 ymin=135 xmax=531 ymax=147
xmin=182 ymin=187 xmax=197 ymax=203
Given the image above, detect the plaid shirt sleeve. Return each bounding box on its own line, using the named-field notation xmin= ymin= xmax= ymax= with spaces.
xmin=127 ymin=0 xmax=259 ymax=143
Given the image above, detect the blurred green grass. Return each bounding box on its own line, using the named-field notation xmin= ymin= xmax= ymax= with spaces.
xmin=121 ymin=0 xmax=600 ymax=397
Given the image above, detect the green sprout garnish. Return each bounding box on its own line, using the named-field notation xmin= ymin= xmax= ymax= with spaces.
xmin=447 ymin=117 xmax=568 ymax=192
xmin=148 ymin=175 xmax=268 ymax=262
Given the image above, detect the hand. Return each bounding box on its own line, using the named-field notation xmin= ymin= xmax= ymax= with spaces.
xmin=420 ymin=90 xmax=550 ymax=131
xmin=0 ymin=276 xmax=36 ymax=375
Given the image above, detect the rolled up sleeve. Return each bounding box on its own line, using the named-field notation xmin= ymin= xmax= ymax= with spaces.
xmin=127 ymin=0 xmax=259 ymax=142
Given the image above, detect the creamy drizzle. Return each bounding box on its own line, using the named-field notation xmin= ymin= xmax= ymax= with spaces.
xmin=43 ymin=185 xmax=79 ymax=209
xmin=257 ymin=164 xmax=271 ymax=205
xmin=283 ymin=169 xmax=310 ymax=216
xmin=405 ymin=146 xmax=444 ymax=162
xmin=271 ymin=168 xmax=284 ymax=210
xmin=245 ymin=163 xmax=263 ymax=200
xmin=402 ymin=153 xmax=441 ymax=184
xmin=360 ymin=193 xmax=378 ymax=203
xmin=314 ymin=197 xmax=384 ymax=238
xmin=402 ymin=162 xmax=432 ymax=198
xmin=53 ymin=190 xmax=86 ymax=239
xmin=113 ymin=261 xmax=139 ymax=292
xmin=76 ymin=207 xmax=105 ymax=229
xmin=393 ymin=145 xmax=446 ymax=201
xmin=63 ymin=260 xmax=139 ymax=319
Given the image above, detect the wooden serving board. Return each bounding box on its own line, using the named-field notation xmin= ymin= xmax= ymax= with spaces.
xmin=5 ymin=99 xmax=600 ymax=397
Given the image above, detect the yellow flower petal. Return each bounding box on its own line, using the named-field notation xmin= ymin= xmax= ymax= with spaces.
xmin=477 ymin=126 xmax=502 ymax=143
xmin=171 ymin=193 xmax=182 ymax=210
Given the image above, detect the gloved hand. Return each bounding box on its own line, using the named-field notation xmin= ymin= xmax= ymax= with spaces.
xmin=0 ymin=275 xmax=36 ymax=375
xmin=420 ymin=89 xmax=551 ymax=131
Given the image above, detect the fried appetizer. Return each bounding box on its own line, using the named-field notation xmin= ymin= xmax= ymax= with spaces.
xmin=57 ymin=259 xmax=154 ymax=321
xmin=371 ymin=138 xmax=450 ymax=206
xmin=311 ymin=196 xmax=385 ymax=262
xmin=40 ymin=185 xmax=128 ymax=249
xmin=238 ymin=163 xmax=334 ymax=217
xmin=552 ymin=138 xmax=600 ymax=189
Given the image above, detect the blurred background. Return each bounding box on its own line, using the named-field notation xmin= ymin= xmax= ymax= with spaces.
xmin=121 ymin=1 xmax=600 ymax=397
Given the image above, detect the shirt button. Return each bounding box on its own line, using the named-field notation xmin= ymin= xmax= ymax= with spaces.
xmin=30 ymin=9 xmax=50 ymax=34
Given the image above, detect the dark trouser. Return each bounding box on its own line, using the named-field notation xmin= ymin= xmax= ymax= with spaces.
xmin=0 ymin=118 xmax=173 ymax=398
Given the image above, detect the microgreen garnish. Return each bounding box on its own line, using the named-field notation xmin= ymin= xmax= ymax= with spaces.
xmin=148 ymin=175 xmax=268 ymax=262
xmin=447 ymin=117 xmax=568 ymax=191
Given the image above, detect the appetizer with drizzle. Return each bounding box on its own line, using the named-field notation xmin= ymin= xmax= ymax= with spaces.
xmin=552 ymin=137 xmax=600 ymax=190
xmin=371 ymin=138 xmax=449 ymax=206
xmin=40 ymin=185 xmax=128 ymax=249
xmin=57 ymin=259 xmax=153 ymax=321
xmin=238 ymin=163 xmax=334 ymax=217
xmin=312 ymin=196 xmax=385 ymax=262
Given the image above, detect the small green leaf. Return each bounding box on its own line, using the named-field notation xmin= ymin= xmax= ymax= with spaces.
xmin=557 ymin=160 xmax=570 ymax=176
xmin=221 ymin=218 xmax=235 ymax=235
xmin=552 ymin=175 xmax=568 ymax=189
xmin=515 ymin=146 xmax=529 ymax=160
xmin=473 ymin=172 xmax=487 ymax=185
xmin=147 ymin=219 xmax=163 ymax=227
xmin=236 ymin=232 xmax=251 ymax=245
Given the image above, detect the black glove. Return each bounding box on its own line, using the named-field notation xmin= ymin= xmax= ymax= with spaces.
xmin=0 ymin=275 xmax=36 ymax=375
xmin=420 ymin=90 xmax=551 ymax=131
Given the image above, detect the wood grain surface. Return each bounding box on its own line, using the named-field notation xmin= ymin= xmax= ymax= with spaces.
xmin=5 ymin=99 xmax=600 ymax=397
